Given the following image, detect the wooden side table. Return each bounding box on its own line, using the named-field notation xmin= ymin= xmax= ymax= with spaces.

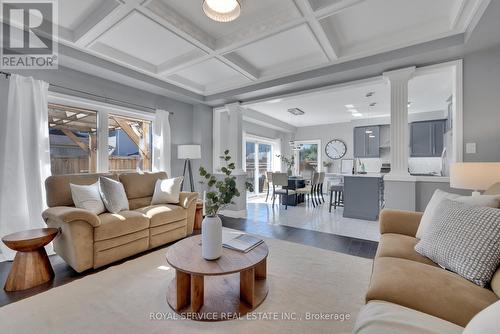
xmin=2 ymin=228 xmax=59 ymax=291
xmin=194 ymin=200 xmax=204 ymax=230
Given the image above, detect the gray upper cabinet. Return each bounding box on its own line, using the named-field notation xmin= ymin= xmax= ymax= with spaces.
xmin=410 ymin=120 xmax=446 ymax=157
xmin=354 ymin=126 xmax=380 ymax=158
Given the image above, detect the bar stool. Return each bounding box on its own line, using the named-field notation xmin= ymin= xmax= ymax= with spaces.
xmin=329 ymin=183 xmax=344 ymax=212
xmin=272 ymin=173 xmax=296 ymax=210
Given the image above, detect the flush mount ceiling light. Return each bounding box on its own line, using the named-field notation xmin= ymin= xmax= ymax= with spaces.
xmin=203 ymin=0 xmax=241 ymax=23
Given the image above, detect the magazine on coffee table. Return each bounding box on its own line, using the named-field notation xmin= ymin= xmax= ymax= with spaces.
xmin=223 ymin=234 xmax=263 ymax=253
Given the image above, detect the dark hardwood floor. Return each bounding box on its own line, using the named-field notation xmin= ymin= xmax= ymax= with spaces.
xmin=0 ymin=216 xmax=377 ymax=308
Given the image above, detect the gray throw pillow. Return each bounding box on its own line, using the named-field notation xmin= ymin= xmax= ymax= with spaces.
xmin=99 ymin=177 xmax=129 ymax=214
xmin=415 ymin=199 xmax=500 ymax=287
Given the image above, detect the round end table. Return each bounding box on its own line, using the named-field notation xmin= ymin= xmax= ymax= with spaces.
xmin=2 ymin=228 xmax=59 ymax=291
xmin=166 ymin=234 xmax=268 ymax=321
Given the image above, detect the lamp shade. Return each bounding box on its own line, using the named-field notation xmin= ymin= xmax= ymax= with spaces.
xmin=177 ymin=145 xmax=201 ymax=160
xmin=450 ymin=163 xmax=500 ymax=191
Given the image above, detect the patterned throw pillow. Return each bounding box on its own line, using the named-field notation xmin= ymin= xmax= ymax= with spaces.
xmin=415 ymin=199 xmax=500 ymax=287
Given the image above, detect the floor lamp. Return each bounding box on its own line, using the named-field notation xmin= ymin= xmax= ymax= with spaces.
xmin=178 ymin=145 xmax=201 ymax=192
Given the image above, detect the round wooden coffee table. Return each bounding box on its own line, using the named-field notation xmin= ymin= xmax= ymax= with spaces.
xmin=2 ymin=228 xmax=59 ymax=291
xmin=166 ymin=234 xmax=268 ymax=321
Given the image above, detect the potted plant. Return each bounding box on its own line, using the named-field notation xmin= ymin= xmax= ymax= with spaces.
xmin=323 ymin=160 xmax=333 ymax=173
xmin=277 ymin=154 xmax=295 ymax=176
xmin=199 ymin=150 xmax=253 ymax=260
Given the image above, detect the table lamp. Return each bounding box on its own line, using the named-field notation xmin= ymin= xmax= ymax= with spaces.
xmin=178 ymin=145 xmax=201 ymax=192
xmin=450 ymin=162 xmax=500 ymax=196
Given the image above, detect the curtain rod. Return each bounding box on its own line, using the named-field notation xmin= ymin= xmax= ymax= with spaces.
xmin=0 ymin=70 xmax=173 ymax=115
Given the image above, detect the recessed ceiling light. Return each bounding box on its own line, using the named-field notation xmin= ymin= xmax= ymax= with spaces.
xmin=352 ymin=113 xmax=363 ymax=117
xmin=267 ymin=98 xmax=283 ymax=104
xmin=345 ymin=104 xmax=354 ymax=109
xmin=203 ymin=0 xmax=241 ymax=23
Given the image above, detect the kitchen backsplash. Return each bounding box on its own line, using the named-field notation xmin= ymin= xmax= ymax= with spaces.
xmin=328 ymin=157 xmax=443 ymax=175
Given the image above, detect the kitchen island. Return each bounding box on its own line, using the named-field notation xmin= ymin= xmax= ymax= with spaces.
xmin=342 ymin=173 xmax=384 ymax=221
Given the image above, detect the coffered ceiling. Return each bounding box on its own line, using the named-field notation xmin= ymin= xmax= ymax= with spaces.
xmin=43 ymin=0 xmax=492 ymax=96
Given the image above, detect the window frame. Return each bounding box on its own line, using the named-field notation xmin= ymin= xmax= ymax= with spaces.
xmin=48 ymin=92 xmax=156 ymax=174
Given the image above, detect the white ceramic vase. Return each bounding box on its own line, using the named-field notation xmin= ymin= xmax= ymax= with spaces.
xmin=201 ymin=215 xmax=222 ymax=260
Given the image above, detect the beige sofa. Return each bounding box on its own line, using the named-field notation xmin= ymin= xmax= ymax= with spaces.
xmin=354 ymin=203 xmax=500 ymax=332
xmin=42 ymin=172 xmax=198 ymax=273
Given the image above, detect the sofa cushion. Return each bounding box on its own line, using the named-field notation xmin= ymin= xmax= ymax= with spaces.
xmin=95 ymin=211 xmax=149 ymax=241
xmin=119 ymin=172 xmax=167 ymax=200
xmin=366 ymin=257 xmax=498 ymax=327
xmin=353 ymin=301 xmax=464 ymax=334
xmin=376 ymin=233 xmax=439 ymax=268
xmin=135 ymin=204 xmax=186 ymax=227
xmin=45 ymin=173 xmax=117 ymax=207
xmin=99 ymin=177 xmax=129 ymax=213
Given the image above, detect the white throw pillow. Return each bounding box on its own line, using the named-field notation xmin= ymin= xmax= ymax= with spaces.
xmin=463 ymin=300 xmax=500 ymax=334
xmin=99 ymin=177 xmax=129 ymax=214
xmin=151 ymin=177 xmax=184 ymax=205
xmin=416 ymin=189 xmax=500 ymax=239
xmin=70 ymin=181 xmax=105 ymax=215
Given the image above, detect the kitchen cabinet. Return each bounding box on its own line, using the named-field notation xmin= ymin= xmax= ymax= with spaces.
xmin=410 ymin=120 xmax=446 ymax=157
xmin=354 ymin=126 xmax=380 ymax=158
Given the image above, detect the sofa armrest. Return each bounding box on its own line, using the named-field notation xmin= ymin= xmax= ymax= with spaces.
xmin=42 ymin=206 xmax=100 ymax=227
xmin=178 ymin=192 xmax=198 ymax=209
xmin=379 ymin=209 xmax=423 ymax=237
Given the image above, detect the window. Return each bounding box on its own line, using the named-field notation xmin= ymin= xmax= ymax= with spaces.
xmin=293 ymin=140 xmax=321 ymax=178
xmin=48 ymin=104 xmax=98 ymax=175
xmin=108 ymin=114 xmax=152 ymax=172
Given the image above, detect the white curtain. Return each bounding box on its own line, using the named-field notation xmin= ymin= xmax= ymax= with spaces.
xmin=153 ymin=109 xmax=172 ymax=175
xmin=0 ymin=74 xmax=51 ymax=261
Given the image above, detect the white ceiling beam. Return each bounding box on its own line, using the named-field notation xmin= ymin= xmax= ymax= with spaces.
xmin=218 ymin=54 xmax=260 ymax=81
xmin=293 ymin=0 xmax=338 ymax=61
xmin=314 ymin=0 xmax=367 ymax=20
xmin=157 ymin=52 xmax=211 ymax=76
xmin=74 ymin=0 xmax=137 ymax=47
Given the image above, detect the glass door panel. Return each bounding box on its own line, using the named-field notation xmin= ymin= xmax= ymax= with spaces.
xmin=257 ymin=143 xmax=272 ymax=194
xmin=245 ymin=141 xmax=257 ymax=195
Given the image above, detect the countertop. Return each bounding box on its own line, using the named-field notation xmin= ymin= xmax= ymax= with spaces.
xmin=326 ymin=172 xmax=384 ymax=178
xmin=326 ymin=172 xmax=450 ymax=183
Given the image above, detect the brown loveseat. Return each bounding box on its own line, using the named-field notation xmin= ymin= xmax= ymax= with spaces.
xmin=42 ymin=172 xmax=198 ymax=273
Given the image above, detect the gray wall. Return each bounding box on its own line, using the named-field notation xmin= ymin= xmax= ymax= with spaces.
xmin=463 ymin=44 xmax=500 ymax=162
xmin=9 ymin=66 xmax=212 ymax=180
xmin=192 ymin=104 xmax=213 ymax=193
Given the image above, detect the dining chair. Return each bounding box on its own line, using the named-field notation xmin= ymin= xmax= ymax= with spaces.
xmin=272 ymin=172 xmax=296 ymax=210
xmin=310 ymin=172 xmax=320 ymax=207
xmin=317 ymin=172 xmax=326 ymax=204
xmin=265 ymin=171 xmax=273 ymax=202
xmin=295 ymin=172 xmax=314 ymax=205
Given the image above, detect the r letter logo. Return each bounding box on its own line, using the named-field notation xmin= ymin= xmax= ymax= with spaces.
xmin=1 ymin=0 xmax=58 ymax=69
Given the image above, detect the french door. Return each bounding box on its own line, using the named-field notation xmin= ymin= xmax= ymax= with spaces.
xmin=245 ymin=140 xmax=273 ymax=196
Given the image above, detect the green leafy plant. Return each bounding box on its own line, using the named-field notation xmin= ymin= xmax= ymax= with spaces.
xmin=199 ymin=150 xmax=254 ymax=216
xmin=277 ymin=154 xmax=295 ymax=171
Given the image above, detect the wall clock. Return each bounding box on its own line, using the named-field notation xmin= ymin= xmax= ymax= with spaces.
xmin=325 ymin=139 xmax=347 ymax=160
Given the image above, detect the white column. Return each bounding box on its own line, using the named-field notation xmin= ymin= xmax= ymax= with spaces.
xmin=225 ymin=102 xmax=244 ymax=171
xmin=383 ymin=67 xmax=415 ymax=178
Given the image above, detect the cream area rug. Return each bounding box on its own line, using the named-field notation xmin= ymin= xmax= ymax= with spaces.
xmin=0 ymin=231 xmax=373 ymax=334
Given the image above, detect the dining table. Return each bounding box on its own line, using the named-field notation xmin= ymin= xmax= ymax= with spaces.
xmin=280 ymin=176 xmax=306 ymax=206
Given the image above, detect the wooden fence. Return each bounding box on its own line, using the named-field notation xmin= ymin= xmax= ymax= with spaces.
xmin=51 ymin=156 xmax=140 ymax=175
